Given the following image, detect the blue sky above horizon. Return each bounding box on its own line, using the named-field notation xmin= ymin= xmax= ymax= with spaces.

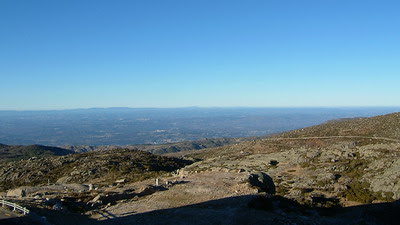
xmin=1 ymin=0 xmax=400 ymax=110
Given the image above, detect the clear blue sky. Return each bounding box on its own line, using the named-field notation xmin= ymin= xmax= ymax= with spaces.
xmin=1 ymin=0 xmax=399 ymax=110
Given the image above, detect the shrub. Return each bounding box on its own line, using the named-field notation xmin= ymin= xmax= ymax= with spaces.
xmin=344 ymin=181 xmax=374 ymax=203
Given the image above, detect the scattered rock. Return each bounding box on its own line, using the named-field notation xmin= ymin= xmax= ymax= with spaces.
xmin=34 ymin=194 xmax=41 ymax=199
xmin=269 ymin=160 xmax=279 ymax=166
xmin=91 ymin=194 xmax=102 ymax=203
xmin=56 ymin=176 xmax=71 ymax=184
xmin=64 ymin=183 xmax=89 ymax=192
xmin=52 ymin=202 xmax=64 ymax=211
xmin=115 ymin=179 xmax=126 ymax=184
xmin=306 ymin=151 xmax=320 ymax=159
xmin=238 ymin=169 xmax=246 ymax=173
xmin=138 ymin=186 xmax=157 ymax=196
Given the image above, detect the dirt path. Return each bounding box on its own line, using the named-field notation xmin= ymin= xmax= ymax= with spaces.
xmin=90 ymin=171 xmax=257 ymax=221
xmin=267 ymin=136 xmax=400 ymax=142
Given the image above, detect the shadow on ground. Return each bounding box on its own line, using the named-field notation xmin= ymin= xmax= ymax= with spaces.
xmin=1 ymin=196 xmax=399 ymax=225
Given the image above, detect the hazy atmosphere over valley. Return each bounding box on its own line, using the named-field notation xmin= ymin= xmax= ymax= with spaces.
xmin=1 ymin=1 xmax=400 ymax=225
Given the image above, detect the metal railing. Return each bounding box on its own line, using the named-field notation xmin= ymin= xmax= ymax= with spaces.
xmin=0 ymin=199 xmax=30 ymax=215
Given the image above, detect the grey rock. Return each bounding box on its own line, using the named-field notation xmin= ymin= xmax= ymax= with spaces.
xmin=306 ymin=150 xmax=320 ymax=159
xmin=52 ymin=202 xmax=63 ymax=211
xmin=248 ymin=172 xmax=276 ymax=195
xmin=6 ymin=188 xmax=26 ymax=197
xmin=115 ymin=179 xmax=126 ymax=184
xmin=56 ymin=176 xmax=71 ymax=184
xmin=91 ymin=194 xmax=102 ymax=203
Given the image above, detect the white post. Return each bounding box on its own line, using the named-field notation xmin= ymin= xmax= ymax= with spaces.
xmin=155 ymin=178 xmax=159 ymax=186
xmin=13 ymin=203 xmax=16 ymax=211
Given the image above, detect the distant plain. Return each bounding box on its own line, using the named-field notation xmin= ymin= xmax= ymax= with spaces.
xmin=1 ymin=107 xmax=400 ymax=146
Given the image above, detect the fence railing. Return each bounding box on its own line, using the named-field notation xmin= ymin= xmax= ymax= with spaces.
xmin=0 ymin=199 xmax=30 ymax=215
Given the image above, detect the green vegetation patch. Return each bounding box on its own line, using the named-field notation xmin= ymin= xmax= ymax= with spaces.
xmin=343 ymin=180 xmax=394 ymax=203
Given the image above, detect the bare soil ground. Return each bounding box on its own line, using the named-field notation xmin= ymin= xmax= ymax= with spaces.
xmin=90 ymin=171 xmax=256 ymax=221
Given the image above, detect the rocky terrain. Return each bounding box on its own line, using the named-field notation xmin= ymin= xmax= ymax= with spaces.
xmin=61 ymin=137 xmax=254 ymax=154
xmin=278 ymin=112 xmax=400 ymax=140
xmin=0 ymin=149 xmax=191 ymax=192
xmin=1 ymin=112 xmax=400 ymax=224
xmin=182 ymin=137 xmax=400 ymax=203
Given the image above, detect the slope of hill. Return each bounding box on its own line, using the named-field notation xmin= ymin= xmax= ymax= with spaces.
xmin=179 ymin=112 xmax=400 ymax=205
xmin=278 ymin=112 xmax=400 ymax=140
xmin=0 ymin=144 xmax=74 ymax=162
xmin=0 ymin=149 xmax=191 ymax=192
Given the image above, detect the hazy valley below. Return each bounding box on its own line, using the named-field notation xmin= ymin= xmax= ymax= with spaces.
xmin=1 ymin=107 xmax=400 ymax=146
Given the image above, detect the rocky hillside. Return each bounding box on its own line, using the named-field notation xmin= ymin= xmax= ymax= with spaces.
xmin=139 ymin=138 xmax=255 ymax=154
xmin=0 ymin=149 xmax=191 ymax=191
xmin=61 ymin=137 xmax=254 ymax=154
xmin=0 ymin=144 xmax=74 ymax=162
xmin=278 ymin=112 xmax=400 ymax=140
xmin=179 ymin=112 xmax=400 ymax=206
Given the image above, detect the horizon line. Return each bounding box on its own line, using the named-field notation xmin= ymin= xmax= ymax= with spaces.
xmin=1 ymin=106 xmax=400 ymax=112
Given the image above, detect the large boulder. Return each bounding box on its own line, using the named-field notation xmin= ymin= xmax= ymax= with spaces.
xmin=6 ymin=188 xmax=26 ymax=197
xmin=248 ymin=172 xmax=275 ymax=195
